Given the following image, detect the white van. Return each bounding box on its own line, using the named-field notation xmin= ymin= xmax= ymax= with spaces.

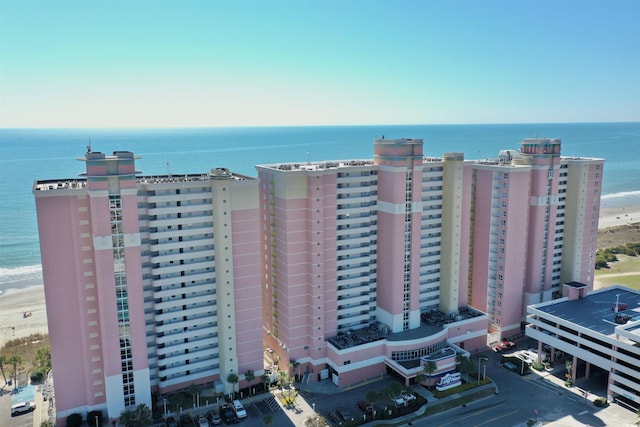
xmin=11 ymin=401 xmax=36 ymax=416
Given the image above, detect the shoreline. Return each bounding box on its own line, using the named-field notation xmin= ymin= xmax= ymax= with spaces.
xmin=1 ymin=204 xmax=639 ymax=350
xmin=598 ymin=206 xmax=640 ymax=230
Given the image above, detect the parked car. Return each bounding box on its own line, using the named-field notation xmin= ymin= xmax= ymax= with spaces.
xmin=232 ymin=399 xmax=247 ymax=418
xmin=400 ymin=391 xmax=416 ymax=402
xmin=494 ymin=340 xmax=516 ymax=352
xmin=357 ymin=400 xmax=372 ymax=412
xmin=220 ymin=404 xmax=237 ymax=424
xmin=336 ymin=407 xmax=354 ymax=422
xmin=197 ymin=416 xmax=208 ymax=427
xmin=357 ymin=400 xmax=374 ymax=418
xmin=207 ymin=410 xmax=222 ymax=425
xmin=165 ymin=416 xmax=178 ymax=427
xmin=327 ymin=410 xmax=341 ymax=424
xmin=11 ymin=401 xmax=36 ymax=416
xmin=179 ymin=414 xmax=195 ymax=427
xmin=391 ymin=396 xmax=406 ymax=407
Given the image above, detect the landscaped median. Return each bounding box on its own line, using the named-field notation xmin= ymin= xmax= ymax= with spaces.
xmin=371 ymin=385 xmax=498 ymax=427
xmin=300 ymin=380 xmax=497 ymax=427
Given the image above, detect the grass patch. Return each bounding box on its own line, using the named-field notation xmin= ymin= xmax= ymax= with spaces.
xmin=595 ymin=254 xmax=640 ymax=275
xmin=431 ymin=379 xmax=492 ymax=399
xmin=596 ymin=275 xmax=640 ymax=289
xmin=0 ymin=333 xmax=49 ymax=374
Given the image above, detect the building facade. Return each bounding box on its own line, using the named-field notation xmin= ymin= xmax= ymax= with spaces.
xmin=467 ymin=139 xmax=603 ymax=339
xmin=256 ymin=138 xmax=488 ymax=388
xmin=527 ymin=284 xmax=640 ymax=407
xmin=33 ymin=136 xmax=602 ymax=423
xmin=34 ymin=150 xmax=263 ymax=425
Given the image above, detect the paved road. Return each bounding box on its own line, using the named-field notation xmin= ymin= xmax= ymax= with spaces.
xmin=407 ymin=341 xmax=637 ymax=427
xmin=296 ymin=338 xmax=637 ymax=427
xmin=0 ymin=386 xmax=34 ymax=427
xmin=2 ymin=337 xmax=637 ymax=427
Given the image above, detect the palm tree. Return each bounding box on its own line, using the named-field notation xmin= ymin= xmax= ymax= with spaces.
xmin=455 ymin=354 xmax=473 ymax=381
xmin=119 ymin=404 xmax=151 ymax=427
xmin=276 ymin=370 xmax=292 ymax=390
xmin=227 ymin=373 xmax=239 ymax=396
xmin=188 ymin=383 xmax=200 ymax=408
xmin=8 ymin=355 xmax=21 ymax=388
xmin=35 ymin=346 xmax=52 ymax=373
xmin=388 ymin=382 xmax=403 ymax=398
xmin=289 ymin=359 xmax=300 ymax=382
xmin=0 ymin=355 xmax=7 ymax=384
xmin=261 ymin=373 xmax=271 ymax=391
xmin=423 ymin=361 xmax=437 ymax=389
xmin=244 ymin=369 xmax=255 ymax=395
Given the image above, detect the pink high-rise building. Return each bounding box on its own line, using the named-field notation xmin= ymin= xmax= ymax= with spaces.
xmin=34 ymin=150 xmax=263 ymax=425
xmin=257 ymin=138 xmax=487 ymax=388
xmin=467 ymin=138 xmax=603 ymax=339
xmin=33 ymin=137 xmax=602 ymax=423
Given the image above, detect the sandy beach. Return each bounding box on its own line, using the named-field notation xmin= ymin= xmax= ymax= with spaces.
xmin=0 ymin=205 xmax=639 ymax=351
xmin=0 ymin=286 xmax=48 ymax=350
xmin=598 ymin=206 xmax=640 ymax=230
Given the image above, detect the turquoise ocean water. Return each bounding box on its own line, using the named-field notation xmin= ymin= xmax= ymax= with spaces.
xmin=1 ymin=122 xmax=638 ymax=292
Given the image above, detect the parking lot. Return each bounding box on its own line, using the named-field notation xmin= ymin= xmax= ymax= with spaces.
xmin=0 ymin=387 xmax=34 ymax=427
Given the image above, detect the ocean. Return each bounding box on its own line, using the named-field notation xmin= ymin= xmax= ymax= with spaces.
xmin=1 ymin=122 xmax=639 ymax=294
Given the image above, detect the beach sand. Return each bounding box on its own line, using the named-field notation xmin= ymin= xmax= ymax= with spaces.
xmin=1 ymin=204 xmax=639 ymax=351
xmin=0 ymin=286 xmax=48 ymax=350
xmin=598 ymin=206 xmax=640 ymax=230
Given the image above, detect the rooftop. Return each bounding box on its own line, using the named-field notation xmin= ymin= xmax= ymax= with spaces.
xmin=533 ymin=286 xmax=640 ymax=337
xmin=327 ymin=306 xmax=483 ymax=350
xmin=257 ymin=157 xmax=449 ymax=172
xmin=33 ymin=170 xmax=252 ymax=192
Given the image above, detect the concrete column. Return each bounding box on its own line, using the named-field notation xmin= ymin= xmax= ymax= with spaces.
xmin=572 ymin=355 xmax=578 ymax=382
xmin=585 ymin=362 xmax=591 ymax=379
xmin=537 ymin=341 xmax=543 ymax=364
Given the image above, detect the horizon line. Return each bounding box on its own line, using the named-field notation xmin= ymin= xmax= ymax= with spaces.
xmin=1 ymin=120 xmax=639 ymax=131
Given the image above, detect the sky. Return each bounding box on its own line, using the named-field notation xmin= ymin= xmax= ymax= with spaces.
xmin=0 ymin=0 xmax=639 ymax=128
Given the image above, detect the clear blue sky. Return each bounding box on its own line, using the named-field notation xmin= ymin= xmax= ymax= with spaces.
xmin=1 ymin=0 xmax=639 ymax=127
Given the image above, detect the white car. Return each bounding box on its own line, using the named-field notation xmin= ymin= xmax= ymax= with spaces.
xmin=11 ymin=401 xmax=36 ymax=416
xmin=232 ymin=399 xmax=247 ymax=418
xmin=197 ymin=417 xmax=208 ymax=427
xmin=392 ymin=396 xmax=406 ymax=407
xmin=400 ymin=391 xmax=416 ymax=402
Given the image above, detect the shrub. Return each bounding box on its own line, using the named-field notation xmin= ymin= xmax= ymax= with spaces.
xmin=593 ymin=397 xmax=608 ymax=407
xmin=531 ymin=362 xmax=544 ymax=371
xmin=30 ymin=369 xmax=45 ymax=383
xmin=67 ymin=413 xmax=83 ymax=427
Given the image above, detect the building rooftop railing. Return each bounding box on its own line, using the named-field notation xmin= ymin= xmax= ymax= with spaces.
xmin=33 ymin=179 xmax=87 ymax=191
xmin=34 ymin=170 xmax=252 ymax=191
